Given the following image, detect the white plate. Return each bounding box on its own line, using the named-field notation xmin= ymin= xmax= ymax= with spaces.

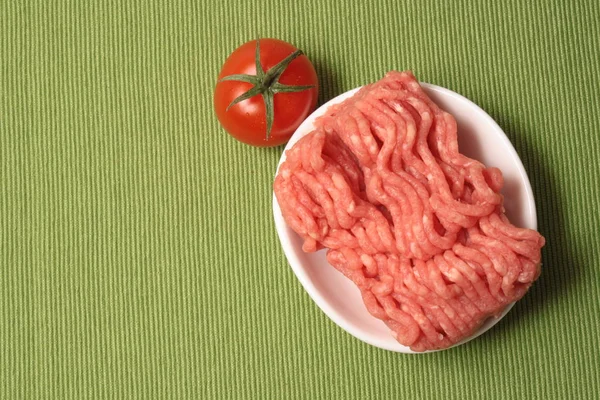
xmin=272 ymin=83 xmax=538 ymax=353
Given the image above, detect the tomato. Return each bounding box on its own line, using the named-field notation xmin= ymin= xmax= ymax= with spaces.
xmin=214 ymin=39 xmax=319 ymax=147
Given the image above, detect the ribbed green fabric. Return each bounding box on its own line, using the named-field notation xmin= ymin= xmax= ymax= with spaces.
xmin=1 ymin=1 xmax=599 ymax=399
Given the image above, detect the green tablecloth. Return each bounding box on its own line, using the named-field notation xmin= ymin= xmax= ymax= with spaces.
xmin=2 ymin=1 xmax=599 ymax=399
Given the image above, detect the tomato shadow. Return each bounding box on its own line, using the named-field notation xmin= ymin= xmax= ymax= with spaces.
xmin=477 ymin=120 xmax=581 ymax=344
xmin=311 ymin=57 xmax=345 ymax=107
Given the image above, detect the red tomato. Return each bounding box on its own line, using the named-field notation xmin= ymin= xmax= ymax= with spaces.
xmin=214 ymin=39 xmax=319 ymax=147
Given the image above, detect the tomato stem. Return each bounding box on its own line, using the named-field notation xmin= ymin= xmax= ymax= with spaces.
xmin=218 ymin=39 xmax=315 ymax=140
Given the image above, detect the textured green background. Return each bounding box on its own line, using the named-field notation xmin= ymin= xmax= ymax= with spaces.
xmin=1 ymin=0 xmax=599 ymax=399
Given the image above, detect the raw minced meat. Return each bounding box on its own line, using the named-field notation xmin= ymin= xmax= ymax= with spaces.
xmin=274 ymin=71 xmax=545 ymax=351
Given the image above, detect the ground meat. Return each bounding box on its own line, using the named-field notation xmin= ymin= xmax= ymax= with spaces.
xmin=274 ymin=71 xmax=545 ymax=351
